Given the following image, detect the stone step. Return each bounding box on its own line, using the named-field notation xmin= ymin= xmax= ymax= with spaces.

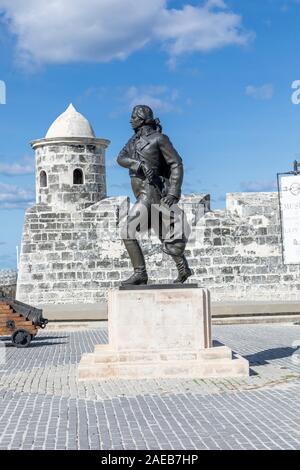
xmin=92 ymin=345 xmax=233 ymax=363
xmin=78 ymin=354 xmax=249 ymax=380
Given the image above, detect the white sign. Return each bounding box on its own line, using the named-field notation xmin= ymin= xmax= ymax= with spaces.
xmin=279 ymin=174 xmax=300 ymax=264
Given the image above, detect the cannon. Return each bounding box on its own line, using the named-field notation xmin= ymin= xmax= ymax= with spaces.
xmin=0 ymin=295 xmax=48 ymax=347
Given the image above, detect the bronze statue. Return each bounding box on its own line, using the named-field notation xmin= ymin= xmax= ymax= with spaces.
xmin=117 ymin=105 xmax=192 ymax=286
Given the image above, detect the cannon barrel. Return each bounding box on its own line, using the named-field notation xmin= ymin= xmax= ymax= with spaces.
xmin=0 ymin=295 xmax=48 ymax=328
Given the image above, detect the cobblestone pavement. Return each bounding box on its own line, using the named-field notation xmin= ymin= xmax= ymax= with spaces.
xmin=0 ymin=323 xmax=300 ymax=450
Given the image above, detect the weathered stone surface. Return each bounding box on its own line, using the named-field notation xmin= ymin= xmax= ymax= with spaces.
xmin=78 ymin=287 xmax=249 ymax=380
xmin=32 ymin=105 xmax=110 ymax=212
xmin=16 ymin=190 xmax=300 ymax=306
xmin=0 ymin=269 xmax=17 ymax=297
xmin=34 ymin=141 xmax=107 ymax=211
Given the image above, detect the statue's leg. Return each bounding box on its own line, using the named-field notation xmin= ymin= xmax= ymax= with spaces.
xmin=170 ymin=253 xmax=193 ymax=284
xmin=122 ymin=239 xmax=148 ymax=285
xmin=153 ymin=203 xmax=193 ymax=284
xmin=163 ymin=242 xmax=193 ymax=284
xmin=120 ymin=200 xmax=149 ymax=286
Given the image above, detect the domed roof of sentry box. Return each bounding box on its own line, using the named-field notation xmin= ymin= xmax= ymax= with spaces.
xmin=45 ymin=103 xmax=96 ymax=138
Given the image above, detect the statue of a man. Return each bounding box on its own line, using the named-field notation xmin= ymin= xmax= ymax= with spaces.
xmin=117 ymin=105 xmax=192 ymax=286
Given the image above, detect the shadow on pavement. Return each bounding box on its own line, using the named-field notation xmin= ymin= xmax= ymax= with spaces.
xmin=244 ymin=347 xmax=296 ymax=366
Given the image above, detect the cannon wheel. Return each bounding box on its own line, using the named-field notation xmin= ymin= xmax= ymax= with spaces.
xmin=11 ymin=329 xmax=32 ymax=348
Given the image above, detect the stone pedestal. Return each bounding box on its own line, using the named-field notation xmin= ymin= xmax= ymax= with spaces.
xmin=78 ymin=286 xmax=249 ymax=380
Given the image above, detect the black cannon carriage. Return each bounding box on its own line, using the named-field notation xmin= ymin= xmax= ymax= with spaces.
xmin=0 ymin=295 xmax=48 ymax=347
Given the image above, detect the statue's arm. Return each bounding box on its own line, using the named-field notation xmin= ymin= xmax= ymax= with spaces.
xmin=117 ymin=142 xmax=141 ymax=173
xmin=158 ymin=134 xmax=183 ymax=199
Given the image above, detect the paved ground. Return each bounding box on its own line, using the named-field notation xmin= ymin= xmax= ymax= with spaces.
xmin=1 ymin=323 xmax=300 ymax=450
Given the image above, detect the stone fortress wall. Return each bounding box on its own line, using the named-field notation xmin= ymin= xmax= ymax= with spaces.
xmin=16 ymin=190 xmax=300 ymax=306
xmin=0 ymin=270 xmax=17 ymax=288
xmin=0 ymin=270 xmax=17 ymax=297
xmin=15 ymin=103 xmax=300 ymax=307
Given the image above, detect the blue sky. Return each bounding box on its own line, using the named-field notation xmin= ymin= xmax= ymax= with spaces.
xmin=0 ymin=0 xmax=300 ymax=269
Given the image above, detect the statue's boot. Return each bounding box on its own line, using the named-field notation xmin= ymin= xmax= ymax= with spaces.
xmin=171 ymin=255 xmax=193 ymax=284
xmin=121 ymin=239 xmax=148 ymax=286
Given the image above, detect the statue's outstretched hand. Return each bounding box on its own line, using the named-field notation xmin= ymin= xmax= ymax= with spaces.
xmin=160 ymin=194 xmax=179 ymax=208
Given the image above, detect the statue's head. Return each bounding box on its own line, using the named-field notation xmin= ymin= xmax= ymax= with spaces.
xmin=130 ymin=105 xmax=154 ymax=131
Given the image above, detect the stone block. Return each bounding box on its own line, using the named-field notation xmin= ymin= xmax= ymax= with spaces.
xmin=78 ymin=287 xmax=249 ymax=380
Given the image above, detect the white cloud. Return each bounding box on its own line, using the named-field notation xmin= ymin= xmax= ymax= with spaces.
xmin=240 ymin=180 xmax=277 ymax=192
xmin=0 ymin=182 xmax=35 ymax=209
xmin=0 ymin=0 xmax=252 ymax=67
xmin=124 ymin=85 xmax=180 ymax=114
xmin=206 ymin=0 xmax=227 ymax=8
xmin=0 ymin=156 xmax=34 ymax=176
xmin=106 ymin=158 xmax=118 ymax=169
xmin=155 ymin=2 xmax=251 ymax=57
xmin=245 ymin=84 xmax=274 ymax=100
xmin=281 ymin=0 xmax=300 ymax=12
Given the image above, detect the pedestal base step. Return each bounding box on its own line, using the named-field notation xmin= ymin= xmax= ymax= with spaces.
xmin=78 ymin=345 xmax=249 ymax=380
